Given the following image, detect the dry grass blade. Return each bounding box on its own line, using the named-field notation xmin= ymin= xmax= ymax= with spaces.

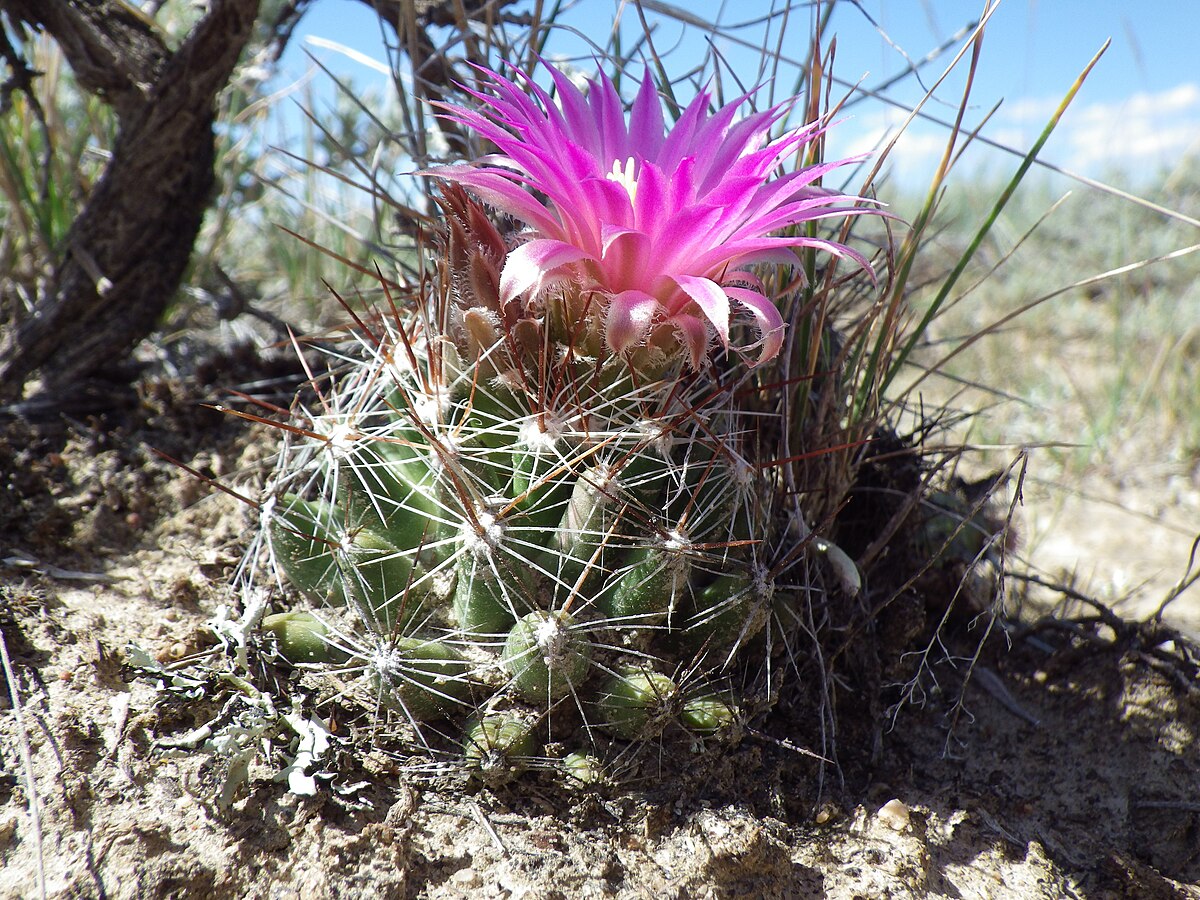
xmin=0 ymin=627 xmax=46 ymax=900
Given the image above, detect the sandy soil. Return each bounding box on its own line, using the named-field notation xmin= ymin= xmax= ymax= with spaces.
xmin=2 ymin=362 xmax=1199 ymax=899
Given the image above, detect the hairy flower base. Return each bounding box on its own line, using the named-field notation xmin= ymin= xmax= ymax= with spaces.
xmin=425 ymin=59 xmax=880 ymax=368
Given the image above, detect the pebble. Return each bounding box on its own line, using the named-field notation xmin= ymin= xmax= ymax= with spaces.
xmin=451 ymin=868 xmax=483 ymax=888
xmin=877 ymin=798 xmax=912 ymax=831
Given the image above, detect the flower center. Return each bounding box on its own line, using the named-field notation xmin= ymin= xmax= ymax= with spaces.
xmin=606 ymin=157 xmax=638 ymax=202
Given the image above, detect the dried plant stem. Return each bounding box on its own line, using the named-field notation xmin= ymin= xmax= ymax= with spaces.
xmin=0 ymin=627 xmax=46 ymax=900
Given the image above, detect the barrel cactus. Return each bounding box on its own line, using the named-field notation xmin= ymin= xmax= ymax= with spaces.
xmin=244 ymin=60 xmax=885 ymax=783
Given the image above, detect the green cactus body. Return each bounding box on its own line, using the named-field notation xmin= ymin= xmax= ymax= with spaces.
xmin=677 ymin=569 xmax=773 ymax=656
xmin=371 ymin=637 xmax=472 ymax=720
xmin=509 ymin=445 xmax=573 ymax=532
xmin=452 ymin=551 xmax=519 ymax=636
xmin=268 ymin=495 xmax=346 ymax=606
xmin=254 ymin=330 xmax=808 ymax=772
xmin=464 ymin=713 xmax=538 ymax=785
xmin=245 ymin=184 xmax=865 ymax=782
xmin=501 ymin=610 xmax=592 ymax=701
xmin=614 ymin=435 xmax=674 ymax=511
xmin=338 ymin=439 xmax=444 ymax=550
xmin=262 ymin=611 xmax=349 ymax=665
xmin=598 ymin=537 xmax=692 ymax=623
xmin=554 ymin=463 xmax=627 ymax=593
xmin=596 ymin=668 xmax=680 ymax=741
xmin=337 ymin=527 xmax=420 ymax=634
xmin=450 ymin=503 xmax=545 ymax=637
xmin=505 ymin=434 xmax=579 ymax=579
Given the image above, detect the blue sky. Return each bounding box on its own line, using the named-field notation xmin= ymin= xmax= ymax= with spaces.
xmin=275 ymin=1 xmax=1200 ymax=188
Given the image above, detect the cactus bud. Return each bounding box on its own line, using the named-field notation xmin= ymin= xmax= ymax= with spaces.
xmin=561 ymin=751 xmax=605 ymax=786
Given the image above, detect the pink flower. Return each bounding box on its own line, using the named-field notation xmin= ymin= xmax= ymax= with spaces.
xmin=426 ymin=62 xmax=878 ymax=367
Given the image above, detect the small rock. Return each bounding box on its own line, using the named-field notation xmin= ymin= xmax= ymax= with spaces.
xmin=877 ymin=798 xmax=911 ymax=831
xmin=0 ymin=814 xmax=18 ymax=849
xmin=451 ymin=867 xmax=483 ymax=889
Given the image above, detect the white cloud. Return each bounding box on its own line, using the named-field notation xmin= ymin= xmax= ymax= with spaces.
xmin=1002 ymin=96 xmax=1062 ymax=123
xmin=823 ymin=109 xmax=950 ymax=184
xmin=1047 ymin=83 xmax=1200 ymax=173
xmin=833 ymin=83 xmax=1200 ymax=185
xmin=1067 ymin=120 xmax=1200 ymax=169
xmin=1096 ymin=83 xmax=1200 ymax=118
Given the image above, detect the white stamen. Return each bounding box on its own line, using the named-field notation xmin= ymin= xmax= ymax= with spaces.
xmin=606 ymin=157 xmax=639 ymax=202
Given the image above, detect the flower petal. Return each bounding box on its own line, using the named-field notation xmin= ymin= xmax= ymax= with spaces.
xmin=628 ymin=68 xmax=665 ymax=158
xmin=423 ymin=165 xmax=562 ymax=235
xmin=605 ymin=290 xmax=660 ymax=354
xmin=672 ymin=275 xmax=730 ymax=347
xmin=600 ymin=226 xmax=652 ymax=291
xmin=724 ymin=286 xmax=787 ymax=364
xmin=499 ymin=239 xmax=591 ymax=302
xmin=669 ymin=314 xmax=711 ymax=369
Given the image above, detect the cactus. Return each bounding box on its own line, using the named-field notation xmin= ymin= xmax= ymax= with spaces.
xmin=240 ymin=59 xmax=885 ymax=781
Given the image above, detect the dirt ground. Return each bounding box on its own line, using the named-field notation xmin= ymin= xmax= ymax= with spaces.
xmin=2 ymin=358 xmax=1200 ymax=900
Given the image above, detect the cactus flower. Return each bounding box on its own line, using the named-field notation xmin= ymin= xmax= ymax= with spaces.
xmin=427 ymin=61 xmax=878 ymax=366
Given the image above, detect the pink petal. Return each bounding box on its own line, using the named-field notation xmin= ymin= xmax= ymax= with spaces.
xmin=576 ymin=175 xmax=635 ymax=229
xmin=658 ymin=87 xmax=711 ymax=170
xmin=499 ymin=239 xmax=591 ymax=302
xmin=593 ymin=69 xmax=629 ymax=163
xmin=724 ymin=286 xmax=786 ymax=364
xmin=631 ymin=161 xmax=668 ymax=234
xmin=422 ymin=166 xmax=561 ymax=235
xmin=696 ymin=106 xmax=783 ymax=191
xmin=646 ymin=204 xmax=722 ymax=274
xmin=605 ymin=290 xmax=659 ymax=354
xmin=599 ymin=226 xmax=652 ymax=291
xmin=692 ymin=235 xmax=874 ymax=278
xmin=672 ymin=275 xmax=730 ymax=347
xmin=628 ymin=68 xmax=665 ymax=158
xmin=669 ymin=314 xmax=711 ymax=369
xmin=738 ymin=190 xmax=879 ymax=238
xmin=543 ymin=64 xmax=599 ymax=148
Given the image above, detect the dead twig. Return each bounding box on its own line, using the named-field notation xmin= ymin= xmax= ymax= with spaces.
xmin=0 ymin=625 xmax=46 ymax=900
